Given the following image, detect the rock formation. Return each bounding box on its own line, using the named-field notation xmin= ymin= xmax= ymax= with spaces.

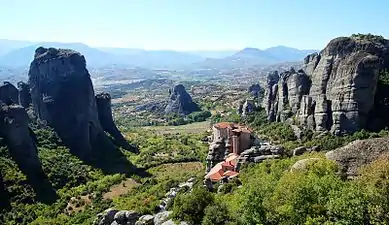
xmin=28 ymin=47 xmax=128 ymax=157
xmin=326 ymin=137 xmax=389 ymax=178
xmin=262 ymin=34 xmax=389 ymax=134
xmin=0 ymin=82 xmax=18 ymax=105
xmin=241 ymin=99 xmax=256 ymax=116
xmin=0 ymin=104 xmax=55 ymax=202
xmin=248 ymin=83 xmax=263 ymax=98
xmin=164 ymin=84 xmax=200 ymax=115
xmin=17 ymin=81 xmax=31 ymax=108
xmin=96 ymin=92 xmax=138 ymax=153
xmin=0 ymin=105 xmax=40 ymax=173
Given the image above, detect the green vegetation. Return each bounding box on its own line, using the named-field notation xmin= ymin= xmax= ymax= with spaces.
xmin=169 ymin=154 xmax=389 ymax=225
xmin=0 ymin=117 xmax=208 ymax=224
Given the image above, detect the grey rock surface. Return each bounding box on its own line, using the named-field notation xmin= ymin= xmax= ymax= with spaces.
xmin=0 ymin=81 xmax=18 ymax=105
xmin=263 ymin=35 xmax=389 ymax=134
xmin=17 ymin=81 xmax=31 ymax=108
xmin=135 ymin=215 xmax=154 ymax=225
xmin=164 ymin=84 xmax=199 ymax=115
xmin=114 ymin=210 xmax=140 ymax=225
xmin=96 ymin=92 xmax=138 ymax=153
xmin=28 ymin=47 xmax=117 ymax=157
xmin=154 ymin=211 xmax=172 ymax=225
xmin=290 ymin=158 xmax=322 ymax=172
xmin=0 ymin=105 xmax=42 ymax=177
xmin=292 ymin=146 xmax=307 ymax=156
xmin=94 ymin=208 xmax=119 ymax=225
xmin=242 ymin=99 xmax=256 ymax=116
xmin=326 ymin=138 xmax=389 ymax=178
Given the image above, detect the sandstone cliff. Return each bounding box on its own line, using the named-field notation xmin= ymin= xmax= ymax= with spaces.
xmin=165 ymin=84 xmax=200 ymax=115
xmin=28 ymin=47 xmax=130 ymax=157
xmin=96 ymin=92 xmax=138 ymax=153
xmin=263 ymin=34 xmax=389 ymax=134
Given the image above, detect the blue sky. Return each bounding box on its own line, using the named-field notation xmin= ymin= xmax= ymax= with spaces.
xmin=0 ymin=0 xmax=388 ymax=50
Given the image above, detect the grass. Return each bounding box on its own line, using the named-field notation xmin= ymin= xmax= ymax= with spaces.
xmin=103 ymin=178 xmax=140 ymax=200
xmin=141 ymin=121 xmax=211 ymax=134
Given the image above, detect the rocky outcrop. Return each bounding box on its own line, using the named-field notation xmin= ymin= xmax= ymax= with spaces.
xmin=236 ymin=145 xmax=284 ymax=170
xmin=326 ymin=138 xmax=389 ymax=178
xmin=96 ymin=92 xmax=138 ymax=153
xmin=0 ymin=104 xmax=55 ymax=202
xmin=248 ymin=83 xmax=263 ymax=98
xmin=241 ymin=99 xmax=256 ymax=116
xmin=290 ymin=158 xmax=321 ymax=172
xmin=206 ymin=137 xmax=226 ymax=172
xmin=0 ymin=105 xmax=40 ymax=174
xmin=0 ymin=82 xmax=18 ymax=105
xmin=164 ymin=84 xmax=200 ymax=115
xmin=28 ymin=47 xmax=123 ymax=157
xmin=263 ymin=71 xmax=280 ymax=122
xmin=262 ymin=34 xmax=389 ymax=134
xmin=17 ymin=81 xmax=31 ymax=108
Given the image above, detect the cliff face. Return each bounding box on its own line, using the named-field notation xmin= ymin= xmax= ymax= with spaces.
xmin=95 ymin=92 xmax=138 ymax=153
xmin=0 ymin=82 xmax=18 ymax=105
xmin=28 ymin=47 xmax=119 ymax=157
xmin=17 ymin=81 xmax=31 ymax=108
xmin=164 ymin=84 xmax=200 ymax=115
xmin=263 ymin=35 xmax=389 ymax=135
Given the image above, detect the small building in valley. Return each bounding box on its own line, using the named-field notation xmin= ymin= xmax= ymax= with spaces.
xmin=206 ymin=122 xmax=259 ymax=182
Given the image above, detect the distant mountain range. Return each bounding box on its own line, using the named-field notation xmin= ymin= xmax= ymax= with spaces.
xmin=0 ymin=39 xmax=317 ymax=69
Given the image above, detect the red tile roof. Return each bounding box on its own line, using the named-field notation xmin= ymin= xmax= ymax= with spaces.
xmin=214 ymin=122 xmax=234 ymax=129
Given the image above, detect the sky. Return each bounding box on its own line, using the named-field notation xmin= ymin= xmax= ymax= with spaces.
xmin=0 ymin=0 xmax=388 ymax=50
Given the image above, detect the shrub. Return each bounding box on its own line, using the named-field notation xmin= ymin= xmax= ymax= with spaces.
xmin=172 ymin=187 xmax=214 ymax=224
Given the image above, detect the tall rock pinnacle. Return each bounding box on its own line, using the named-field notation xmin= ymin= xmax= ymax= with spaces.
xmin=28 ymin=47 xmax=129 ymax=157
xmin=164 ymin=84 xmax=200 ymax=115
xmin=96 ymin=92 xmax=138 ymax=153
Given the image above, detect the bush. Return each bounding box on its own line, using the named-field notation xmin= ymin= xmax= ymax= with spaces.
xmin=172 ymin=187 xmax=214 ymax=224
xmin=202 ymin=201 xmax=234 ymax=225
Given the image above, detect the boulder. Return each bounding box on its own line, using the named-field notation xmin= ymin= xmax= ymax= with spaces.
xmin=290 ymin=158 xmax=322 ymax=172
xmin=135 ymin=215 xmax=154 ymax=225
xmin=93 ymin=208 xmax=119 ymax=225
xmin=326 ymin=138 xmax=389 ymax=178
xmin=96 ymin=93 xmax=138 ymax=153
xmin=114 ymin=210 xmax=140 ymax=225
xmin=28 ymin=47 xmax=120 ymax=157
xmin=17 ymin=81 xmax=31 ymax=108
xmin=292 ymin=146 xmax=307 ymax=156
xmin=164 ymin=84 xmax=200 ymax=115
xmin=154 ymin=211 xmax=172 ymax=225
xmin=0 ymin=82 xmax=18 ymax=105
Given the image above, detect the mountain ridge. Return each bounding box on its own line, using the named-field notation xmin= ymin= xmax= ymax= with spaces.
xmin=0 ymin=39 xmax=317 ymax=69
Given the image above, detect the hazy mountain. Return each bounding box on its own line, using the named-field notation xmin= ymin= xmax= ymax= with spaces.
xmin=190 ymin=46 xmax=317 ymax=69
xmin=98 ymin=47 xmax=145 ymax=55
xmin=0 ymin=39 xmax=37 ymax=56
xmin=264 ymin=45 xmax=317 ymax=62
xmin=0 ymin=39 xmax=317 ymax=69
xmin=0 ymin=42 xmax=126 ymax=68
xmin=186 ymin=50 xmax=237 ymax=59
xmin=0 ymin=42 xmax=205 ymax=69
